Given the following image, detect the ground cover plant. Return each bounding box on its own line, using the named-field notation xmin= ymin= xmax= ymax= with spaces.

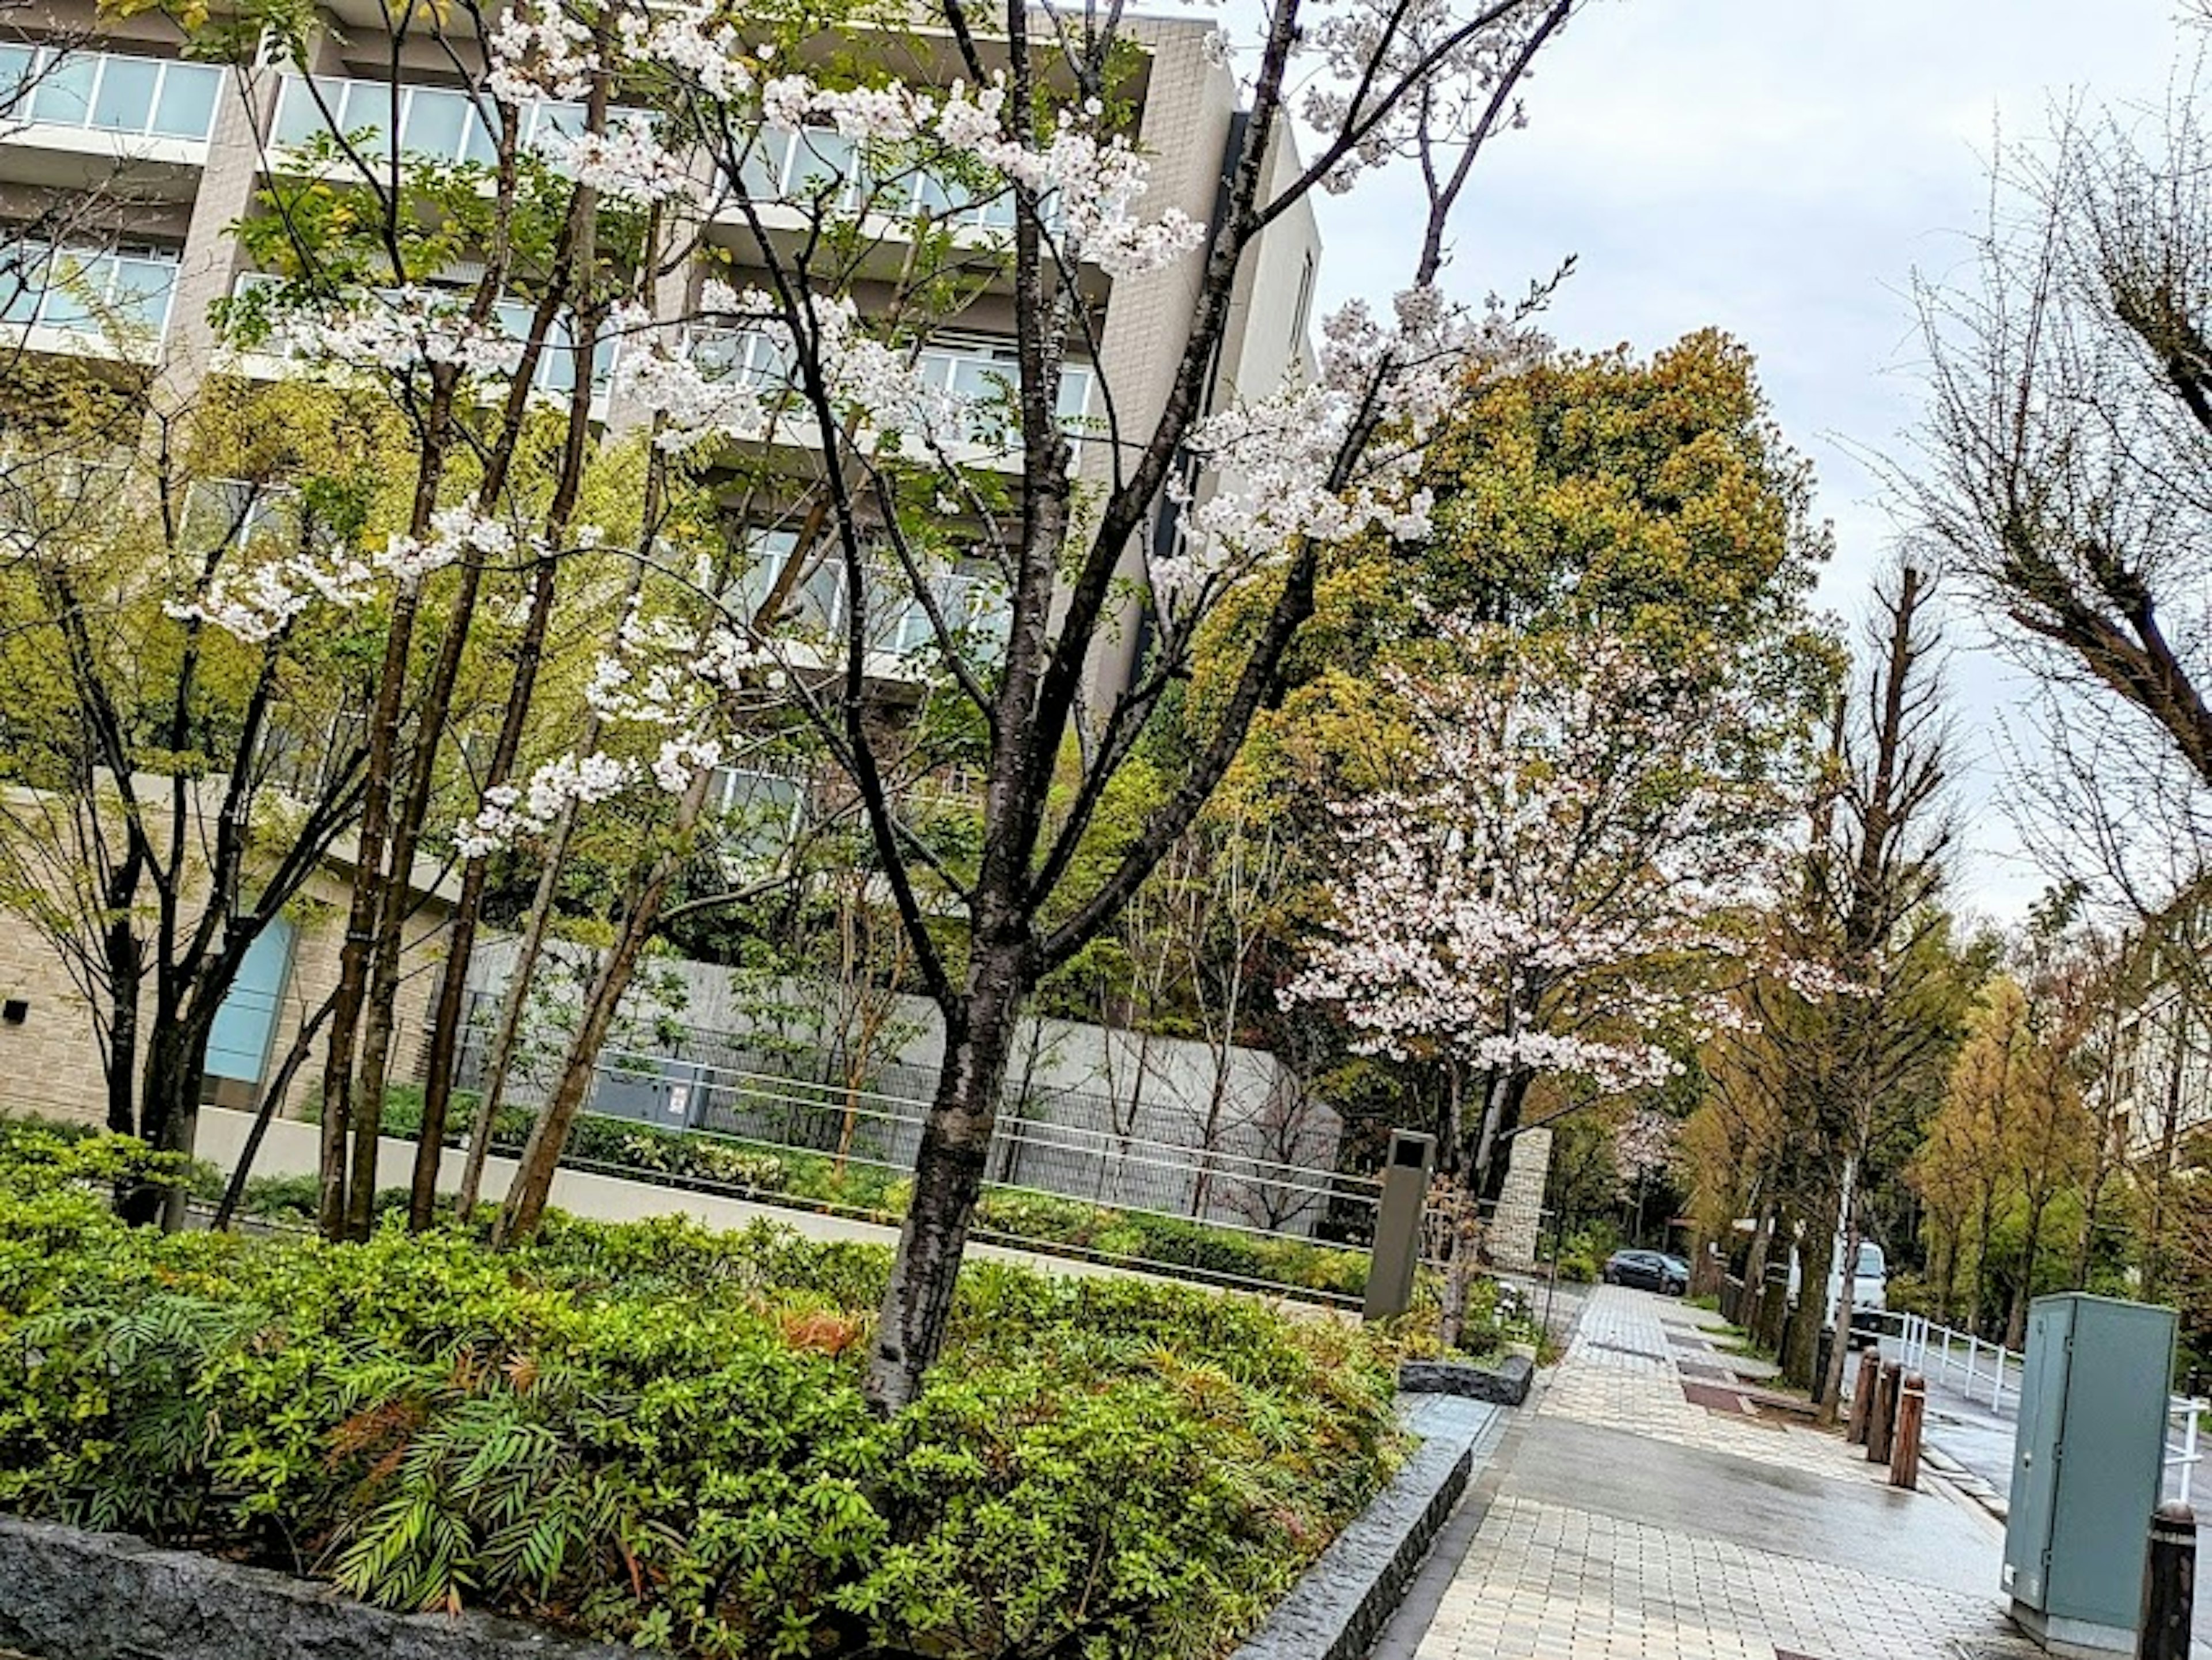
xmin=0 ymin=1125 xmax=1400 ymax=1659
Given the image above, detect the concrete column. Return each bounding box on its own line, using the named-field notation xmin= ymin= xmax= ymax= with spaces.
xmin=1488 ymin=1125 xmax=1551 ymax=1272
xmin=155 ymin=62 xmax=278 ymax=407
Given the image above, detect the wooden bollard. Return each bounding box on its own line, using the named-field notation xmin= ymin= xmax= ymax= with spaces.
xmin=1889 ymin=1372 xmax=1926 ymax=1490
xmin=2138 ymin=1502 xmax=2195 ymax=1660
xmin=1847 ymin=1348 xmax=1881 ymax=1445
xmin=1867 ymin=1360 xmax=1902 ymax=1464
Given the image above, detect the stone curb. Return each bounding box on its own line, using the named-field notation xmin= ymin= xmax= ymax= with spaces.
xmin=1226 ymin=1393 xmax=1500 ymax=1660
xmin=1921 ymin=1443 xmax=2010 ymax=1523
xmin=1397 ymin=1353 xmax=1534 ymax=1406
xmin=0 ymin=1514 xmax=634 ymax=1660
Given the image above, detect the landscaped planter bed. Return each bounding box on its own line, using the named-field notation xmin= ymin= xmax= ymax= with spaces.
xmin=0 ymin=1124 xmax=1402 ymax=1660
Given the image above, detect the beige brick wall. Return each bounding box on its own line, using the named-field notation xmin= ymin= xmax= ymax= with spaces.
xmin=0 ymin=858 xmax=448 ymax=1136
xmin=0 ymin=932 xmax=109 ymax=1126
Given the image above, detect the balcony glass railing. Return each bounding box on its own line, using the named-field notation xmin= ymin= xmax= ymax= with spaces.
xmin=724 ymin=529 xmax=1011 ymax=664
xmin=729 ymin=126 xmax=1060 ymax=232
xmin=1 ymin=243 xmax=179 ymax=342
xmin=230 ymin=272 xmax=615 ymax=395
xmin=685 ymin=326 xmax=1092 ymax=440
xmin=0 ymin=45 xmax=223 ymax=142
xmin=270 ymin=73 xmax=637 ymax=170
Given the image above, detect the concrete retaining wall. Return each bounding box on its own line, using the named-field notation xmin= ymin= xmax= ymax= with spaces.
xmin=0 ymin=1515 xmax=633 ymax=1660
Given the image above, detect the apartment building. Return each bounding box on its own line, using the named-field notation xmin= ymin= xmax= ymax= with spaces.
xmin=2108 ymin=973 xmax=2212 ymax=1165
xmin=0 ymin=3 xmax=1323 ymax=1122
xmin=0 ymin=5 xmax=1321 ymax=525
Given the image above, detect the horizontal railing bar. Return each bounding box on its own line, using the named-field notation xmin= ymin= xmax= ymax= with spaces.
xmin=555 ymin=1048 xmax=1382 ymax=1194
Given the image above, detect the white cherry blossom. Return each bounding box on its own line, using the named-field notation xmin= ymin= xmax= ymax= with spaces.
xmin=537 ymin=116 xmax=695 ymax=204
xmin=1287 ymin=622 xmax=1785 ymax=1101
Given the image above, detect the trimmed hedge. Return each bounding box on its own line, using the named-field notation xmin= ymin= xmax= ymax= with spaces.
xmin=0 ymin=1126 xmax=1402 ymax=1660
xmin=342 ymin=1089 xmax=1372 ymax=1300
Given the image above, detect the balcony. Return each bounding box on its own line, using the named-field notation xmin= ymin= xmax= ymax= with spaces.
xmin=1 ymin=243 xmax=179 ymax=363
xmin=709 ymin=126 xmax=1103 ymax=297
xmin=725 ymin=526 xmax=1012 ymax=691
xmin=268 ymin=74 xmax=619 ymax=172
xmin=224 ymin=271 xmax=614 ymax=406
xmin=0 ymin=46 xmax=221 ymax=188
xmin=730 ymin=127 xmax=1050 ymax=233
xmin=681 ymin=325 xmax=1094 ymax=471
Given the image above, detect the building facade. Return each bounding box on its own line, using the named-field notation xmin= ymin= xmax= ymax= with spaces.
xmin=0 ymin=5 xmax=1324 ymax=1127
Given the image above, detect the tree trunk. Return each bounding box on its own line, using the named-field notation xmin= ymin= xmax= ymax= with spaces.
xmin=1818 ymin=1196 xmax=1861 ymax=1426
xmin=134 ymin=1011 xmax=212 ymax=1230
xmin=495 ymin=942 xmax=628 ymax=1242
xmin=1740 ymin=1208 xmax=1774 ymax=1332
xmin=1971 ymin=1184 xmax=1998 ymax=1337
xmin=411 ymin=551 xmax=562 ymax=1228
xmin=453 ymin=817 xmax=573 ymax=1218
xmin=1930 ymin=1227 xmax=1957 ymax=1324
xmin=450 ymin=520 xmax=650 ymax=1221
xmin=1753 ymin=1204 xmax=1796 ymax=1355
xmin=344 ymin=906 xmax=415 ymax=1236
xmin=2145 ymin=1022 xmax=2188 ymax=1301
xmin=2007 ymin=1190 xmax=2050 ymax=1351
xmin=866 ymin=944 xmax=1027 ymax=1412
xmin=101 ymin=882 xmax=144 ymax=1135
xmin=1783 ymin=1184 xmax=1838 ymax=1388
xmin=496 ymin=775 xmax=708 ymax=1241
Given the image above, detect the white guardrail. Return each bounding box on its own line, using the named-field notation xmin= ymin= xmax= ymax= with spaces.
xmin=1894 ymin=1312 xmax=2206 ymax=1504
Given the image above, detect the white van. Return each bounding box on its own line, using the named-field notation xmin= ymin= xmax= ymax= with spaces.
xmin=1787 ymin=1235 xmax=1888 ymax=1329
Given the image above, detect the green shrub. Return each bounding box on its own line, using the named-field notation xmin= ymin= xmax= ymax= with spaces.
xmin=343 ymin=1089 xmax=1369 ymax=1299
xmin=0 ymin=1130 xmax=1399 ymax=1660
xmin=238 ymin=1172 xmax=320 ymax=1222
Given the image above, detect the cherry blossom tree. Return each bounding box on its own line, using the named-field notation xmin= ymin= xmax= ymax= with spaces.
xmin=151 ymin=0 xmax=1591 ymax=1405
xmin=1287 ymin=619 xmax=1792 ymax=1326
xmin=452 ymin=0 xmax=1590 ymax=1410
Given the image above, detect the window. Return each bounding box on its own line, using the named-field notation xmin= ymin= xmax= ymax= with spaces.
xmin=232 ymin=274 xmax=613 ymax=394
xmin=733 ymin=128 xmax=792 ymax=199
xmin=180 ymin=478 xmax=302 ymax=553
xmin=0 ymin=452 xmax=131 ymax=533
xmin=3 ymin=242 xmax=179 ymax=343
xmin=707 ymin=768 xmax=804 ymax=870
xmin=2 ymin=47 xmax=222 ymax=141
xmin=685 ymin=324 xmax=792 ymax=393
xmin=491 ymin=299 xmax=616 ymax=395
xmin=912 ymin=340 xmax=1096 ymax=445
xmin=723 ymin=526 xmax=802 ymax=623
xmin=786 ymin=552 xmax=1007 ymax=663
xmin=270 ymin=74 xmax=626 ymax=168
xmin=722 ymin=126 xmax=1060 ymax=231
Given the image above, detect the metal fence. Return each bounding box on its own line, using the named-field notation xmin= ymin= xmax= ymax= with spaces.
xmin=448 ymin=1000 xmax=1381 ymax=1252
xmin=1895 ymin=1312 xmax=2207 ymax=1505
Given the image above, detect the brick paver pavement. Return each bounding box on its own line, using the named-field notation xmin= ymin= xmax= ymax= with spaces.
xmin=1395 ymin=1284 xmax=2025 ymax=1660
xmin=1539 ymin=1290 xmax=1895 ymax=1486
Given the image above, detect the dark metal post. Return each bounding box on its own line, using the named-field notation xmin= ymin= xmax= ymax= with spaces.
xmin=1889 ymin=1373 xmax=1926 ymax=1490
xmin=2138 ymin=1502 xmax=2195 ymax=1660
xmin=1867 ymin=1359 xmax=1902 ymax=1464
xmin=1363 ymin=1130 xmax=1435 ymax=1322
xmin=1540 ymin=1200 xmax=1564 ymax=1340
xmin=1847 ymin=1348 xmax=1881 ymax=1446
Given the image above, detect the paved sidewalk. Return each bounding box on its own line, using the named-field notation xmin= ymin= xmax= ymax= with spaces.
xmin=1381 ymin=1285 xmax=2026 ymax=1660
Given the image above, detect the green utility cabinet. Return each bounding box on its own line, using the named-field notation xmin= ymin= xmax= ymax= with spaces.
xmin=2003 ymin=1293 xmax=2176 ymax=1653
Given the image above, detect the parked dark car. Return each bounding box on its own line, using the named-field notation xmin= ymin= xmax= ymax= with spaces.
xmin=1601 ymin=1249 xmax=1688 ymax=1294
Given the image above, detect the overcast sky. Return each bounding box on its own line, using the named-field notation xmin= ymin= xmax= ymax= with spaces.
xmin=1301 ymin=0 xmax=2187 ymax=924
